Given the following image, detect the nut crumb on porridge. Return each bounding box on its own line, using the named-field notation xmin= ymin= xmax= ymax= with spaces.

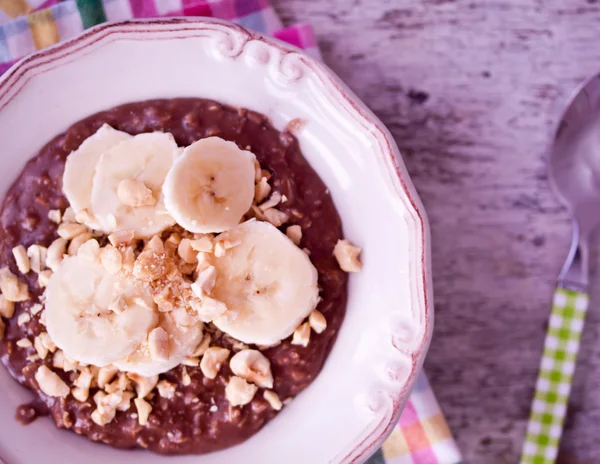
xmin=333 ymin=239 xmax=363 ymax=273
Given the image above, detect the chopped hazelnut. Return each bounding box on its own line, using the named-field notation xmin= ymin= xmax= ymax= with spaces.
xmin=117 ymin=391 xmax=135 ymax=411
xmin=178 ymin=238 xmax=198 ymax=264
xmin=191 ymin=266 xmax=217 ymax=297
xmin=77 ymin=239 xmax=100 ymax=260
xmin=27 ymin=244 xmax=48 ymax=273
xmin=263 ymin=208 xmax=289 ymax=227
xmin=182 ymin=357 xmax=200 ymax=367
xmin=225 ymin=376 xmax=258 ymax=406
xmin=191 ymin=334 xmax=212 ymax=357
xmin=62 ymin=207 xmax=76 ymax=222
xmin=0 ymin=294 xmax=15 ymax=318
xmin=253 ymin=159 xmax=262 ymax=183
xmin=46 ymin=238 xmax=68 ymax=271
xmin=57 ymin=222 xmax=88 ymax=240
xmin=191 ymin=296 xmax=227 ymax=323
xmin=16 ymin=338 xmax=31 ymax=348
xmin=259 ymin=191 xmax=282 ymax=211
xmin=148 ymin=327 xmax=170 ymax=361
xmin=144 ymin=235 xmax=164 ymax=253
xmin=0 ymin=267 xmax=29 ymax=302
xmin=47 ymin=209 xmax=62 ymax=224
xmin=17 ymin=312 xmax=30 ymax=326
xmin=291 ymin=322 xmax=311 ymax=347
xmin=121 ymin=246 xmax=136 ymax=271
xmin=190 ymin=236 xmax=213 ymax=253
xmin=333 ymin=239 xmax=362 ymax=272
xmin=133 ymin=249 xmax=169 ymax=282
xmin=157 ymin=380 xmax=176 ymax=399
xmin=74 ymin=369 xmax=93 ymax=390
xmin=181 ymin=366 xmax=191 ymax=386
xmin=254 ymin=177 xmax=271 ymax=203
xmin=100 ymin=245 xmax=122 ymax=274
xmin=37 ymin=270 xmax=52 ymax=288
xmin=285 ymin=225 xmax=302 ymax=246
xmin=30 ymin=303 xmax=43 ymax=315
xmin=229 ymin=349 xmax=273 ymax=388
xmin=68 ymin=232 xmax=93 ymax=256
xmin=117 ymin=178 xmax=156 ymax=207
xmin=97 ymin=366 xmax=119 ymax=388
xmin=309 ymin=310 xmax=327 ymax=334
xmin=263 ymin=390 xmax=282 ymax=410
xmin=72 ymin=387 xmax=89 ymax=402
xmin=75 ymin=209 xmax=96 ymax=225
xmin=35 ymin=365 xmax=69 ymax=398
xmin=108 ymin=230 xmax=135 ymax=247
xmin=12 ymin=245 xmax=30 ymax=274
xmin=128 ymin=373 xmax=158 ymax=399
xmin=200 ymin=347 xmax=231 ymax=379
xmin=91 ymin=408 xmax=115 ymax=426
xmin=37 ymin=332 xmax=56 ymax=352
xmin=33 ymin=335 xmax=48 ymax=359
xmin=52 ymin=350 xmax=65 ymax=369
xmin=134 ymin=397 xmax=152 ymax=425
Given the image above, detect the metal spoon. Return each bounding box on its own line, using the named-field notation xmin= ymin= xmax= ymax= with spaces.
xmin=520 ymin=76 xmax=600 ymax=464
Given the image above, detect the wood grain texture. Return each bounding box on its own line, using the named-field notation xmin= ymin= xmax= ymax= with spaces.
xmin=270 ymin=0 xmax=600 ymax=462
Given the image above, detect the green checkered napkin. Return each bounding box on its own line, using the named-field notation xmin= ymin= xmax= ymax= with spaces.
xmin=520 ymin=288 xmax=588 ymax=464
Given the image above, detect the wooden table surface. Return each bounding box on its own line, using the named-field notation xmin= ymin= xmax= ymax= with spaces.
xmin=271 ymin=1 xmax=600 ymax=462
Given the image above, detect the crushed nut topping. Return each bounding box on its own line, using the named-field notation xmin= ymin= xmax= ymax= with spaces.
xmin=0 ymin=267 xmax=29 ymax=301
xmin=17 ymin=312 xmax=30 ymax=327
xmin=190 ymin=236 xmax=213 ymax=253
xmin=178 ymin=238 xmax=198 ymax=264
xmin=0 ymin=294 xmax=15 ymax=318
xmin=117 ymin=178 xmax=156 ymax=207
xmin=200 ymin=347 xmax=230 ymax=379
xmin=134 ymin=397 xmax=152 ymax=425
xmin=108 ymin=230 xmax=135 ymax=247
xmin=148 ymin=327 xmax=170 ymax=361
xmin=225 ymin=376 xmax=258 ymax=406
xmin=128 ymin=373 xmax=158 ymax=399
xmin=100 ymin=245 xmax=122 ymax=274
xmin=157 ymin=380 xmax=176 ymax=399
xmin=12 ymin=245 xmax=30 ymax=274
xmin=57 ymin=222 xmax=88 ymax=240
xmin=229 ymin=349 xmax=273 ymax=389
xmin=291 ymin=322 xmax=311 ymax=347
xmin=68 ymin=232 xmax=93 ymax=256
xmin=309 ymin=310 xmax=327 ymax=334
xmin=263 ymin=390 xmax=282 ymax=411
xmin=35 ymin=365 xmax=69 ymax=398
xmin=181 ymin=366 xmax=191 ymax=386
xmin=254 ymin=177 xmax=271 ymax=203
xmin=258 ymin=191 xmax=282 ymax=211
xmin=285 ymin=225 xmax=302 ymax=246
xmin=191 ymin=334 xmax=212 ymax=357
xmin=47 ymin=209 xmax=62 ymax=224
xmin=37 ymin=270 xmax=53 ymax=288
xmin=46 ymin=238 xmax=67 ymax=271
xmin=263 ymin=208 xmax=289 ymax=227
xmin=333 ymin=239 xmax=362 ymax=272
xmin=97 ymin=366 xmax=119 ymax=388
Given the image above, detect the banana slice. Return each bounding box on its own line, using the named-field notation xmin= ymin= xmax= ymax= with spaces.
xmin=211 ymin=221 xmax=320 ymax=345
xmin=45 ymin=251 xmax=158 ymax=367
xmin=91 ymin=132 xmax=179 ymax=237
xmin=163 ymin=137 xmax=256 ymax=233
xmin=62 ymin=124 xmax=131 ymax=227
xmin=113 ymin=308 xmax=203 ymax=376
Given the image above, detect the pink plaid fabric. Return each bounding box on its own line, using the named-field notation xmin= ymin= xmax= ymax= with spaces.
xmin=0 ymin=1 xmax=461 ymax=463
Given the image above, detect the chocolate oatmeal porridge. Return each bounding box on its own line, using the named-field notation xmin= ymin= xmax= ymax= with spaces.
xmin=0 ymin=98 xmax=363 ymax=454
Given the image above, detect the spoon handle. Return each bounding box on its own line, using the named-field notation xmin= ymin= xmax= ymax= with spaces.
xmin=520 ymin=287 xmax=589 ymax=464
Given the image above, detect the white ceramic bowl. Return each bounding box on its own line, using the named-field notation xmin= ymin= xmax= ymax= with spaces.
xmin=0 ymin=18 xmax=432 ymax=464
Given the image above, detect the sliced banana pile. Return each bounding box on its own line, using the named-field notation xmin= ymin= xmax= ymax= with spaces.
xmin=2 ymin=123 xmax=363 ymax=426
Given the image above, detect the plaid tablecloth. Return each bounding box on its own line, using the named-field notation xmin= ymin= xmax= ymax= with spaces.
xmin=0 ymin=1 xmax=463 ymax=462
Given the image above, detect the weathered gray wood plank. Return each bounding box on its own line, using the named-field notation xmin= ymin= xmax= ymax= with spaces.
xmin=271 ymin=0 xmax=600 ymax=462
